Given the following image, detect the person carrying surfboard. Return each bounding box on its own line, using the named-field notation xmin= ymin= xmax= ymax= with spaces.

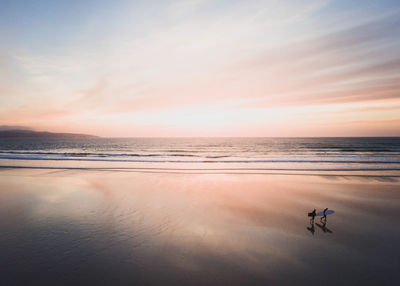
xmin=308 ymin=209 xmax=316 ymax=221
xmin=321 ymin=208 xmax=329 ymax=222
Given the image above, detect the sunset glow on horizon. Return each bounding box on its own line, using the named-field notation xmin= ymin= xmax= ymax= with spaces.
xmin=1 ymin=0 xmax=400 ymax=137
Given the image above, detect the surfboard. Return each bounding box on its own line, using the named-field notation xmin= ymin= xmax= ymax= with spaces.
xmin=316 ymin=210 xmax=334 ymax=216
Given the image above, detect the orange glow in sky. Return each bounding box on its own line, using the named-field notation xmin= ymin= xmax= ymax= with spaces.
xmin=1 ymin=1 xmax=400 ymax=137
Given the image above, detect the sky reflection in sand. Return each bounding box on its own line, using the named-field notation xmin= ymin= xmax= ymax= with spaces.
xmin=0 ymin=169 xmax=399 ymax=285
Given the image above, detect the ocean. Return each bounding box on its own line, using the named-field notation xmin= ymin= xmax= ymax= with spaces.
xmin=1 ymin=137 xmax=400 ymax=172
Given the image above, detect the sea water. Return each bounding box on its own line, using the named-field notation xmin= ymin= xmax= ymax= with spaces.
xmin=0 ymin=137 xmax=399 ymax=172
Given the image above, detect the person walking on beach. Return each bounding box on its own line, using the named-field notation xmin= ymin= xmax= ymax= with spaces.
xmin=321 ymin=208 xmax=328 ymax=222
xmin=308 ymin=209 xmax=316 ymax=221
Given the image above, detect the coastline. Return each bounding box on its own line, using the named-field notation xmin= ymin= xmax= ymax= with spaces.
xmin=1 ymin=158 xmax=400 ymax=179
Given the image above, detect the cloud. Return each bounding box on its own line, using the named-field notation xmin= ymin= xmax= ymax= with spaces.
xmin=226 ymin=16 xmax=400 ymax=107
xmin=1 ymin=1 xmax=399 ymax=136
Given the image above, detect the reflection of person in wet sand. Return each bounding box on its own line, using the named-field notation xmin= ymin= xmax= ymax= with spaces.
xmin=316 ymin=218 xmax=333 ymax=233
xmin=307 ymin=220 xmax=315 ymax=235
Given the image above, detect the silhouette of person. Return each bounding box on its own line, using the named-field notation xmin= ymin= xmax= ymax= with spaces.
xmin=321 ymin=208 xmax=328 ymax=222
xmin=308 ymin=209 xmax=316 ymax=222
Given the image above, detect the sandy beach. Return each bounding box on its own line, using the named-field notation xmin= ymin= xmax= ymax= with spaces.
xmin=0 ymin=168 xmax=398 ymax=285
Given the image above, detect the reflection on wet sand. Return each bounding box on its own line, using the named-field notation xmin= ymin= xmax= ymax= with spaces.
xmin=308 ymin=217 xmax=333 ymax=235
xmin=316 ymin=219 xmax=333 ymax=233
xmin=307 ymin=220 xmax=316 ymax=235
xmin=0 ymin=169 xmax=399 ymax=285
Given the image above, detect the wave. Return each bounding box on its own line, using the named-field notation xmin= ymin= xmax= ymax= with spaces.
xmin=1 ymin=165 xmax=400 ymax=176
xmin=1 ymin=154 xmax=400 ymax=164
xmin=0 ymin=151 xmax=199 ymax=158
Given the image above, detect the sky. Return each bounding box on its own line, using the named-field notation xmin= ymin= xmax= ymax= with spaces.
xmin=0 ymin=0 xmax=400 ymax=137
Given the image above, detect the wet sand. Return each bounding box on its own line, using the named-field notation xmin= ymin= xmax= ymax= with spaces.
xmin=0 ymin=168 xmax=399 ymax=285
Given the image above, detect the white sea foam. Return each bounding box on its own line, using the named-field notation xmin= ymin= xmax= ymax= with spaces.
xmin=0 ymin=137 xmax=399 ymax=171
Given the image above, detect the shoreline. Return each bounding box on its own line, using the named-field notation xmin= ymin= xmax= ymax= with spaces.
xmin=1 ymin=162 xmax=400 ymax=179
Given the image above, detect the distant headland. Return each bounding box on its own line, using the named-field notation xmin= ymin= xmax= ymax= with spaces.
xmin=0 ymin=129 xmax=98 ymax=139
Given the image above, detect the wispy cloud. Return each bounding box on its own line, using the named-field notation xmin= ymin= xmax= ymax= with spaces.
xmin=0 ymin=0 xmax=399 ymax=136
